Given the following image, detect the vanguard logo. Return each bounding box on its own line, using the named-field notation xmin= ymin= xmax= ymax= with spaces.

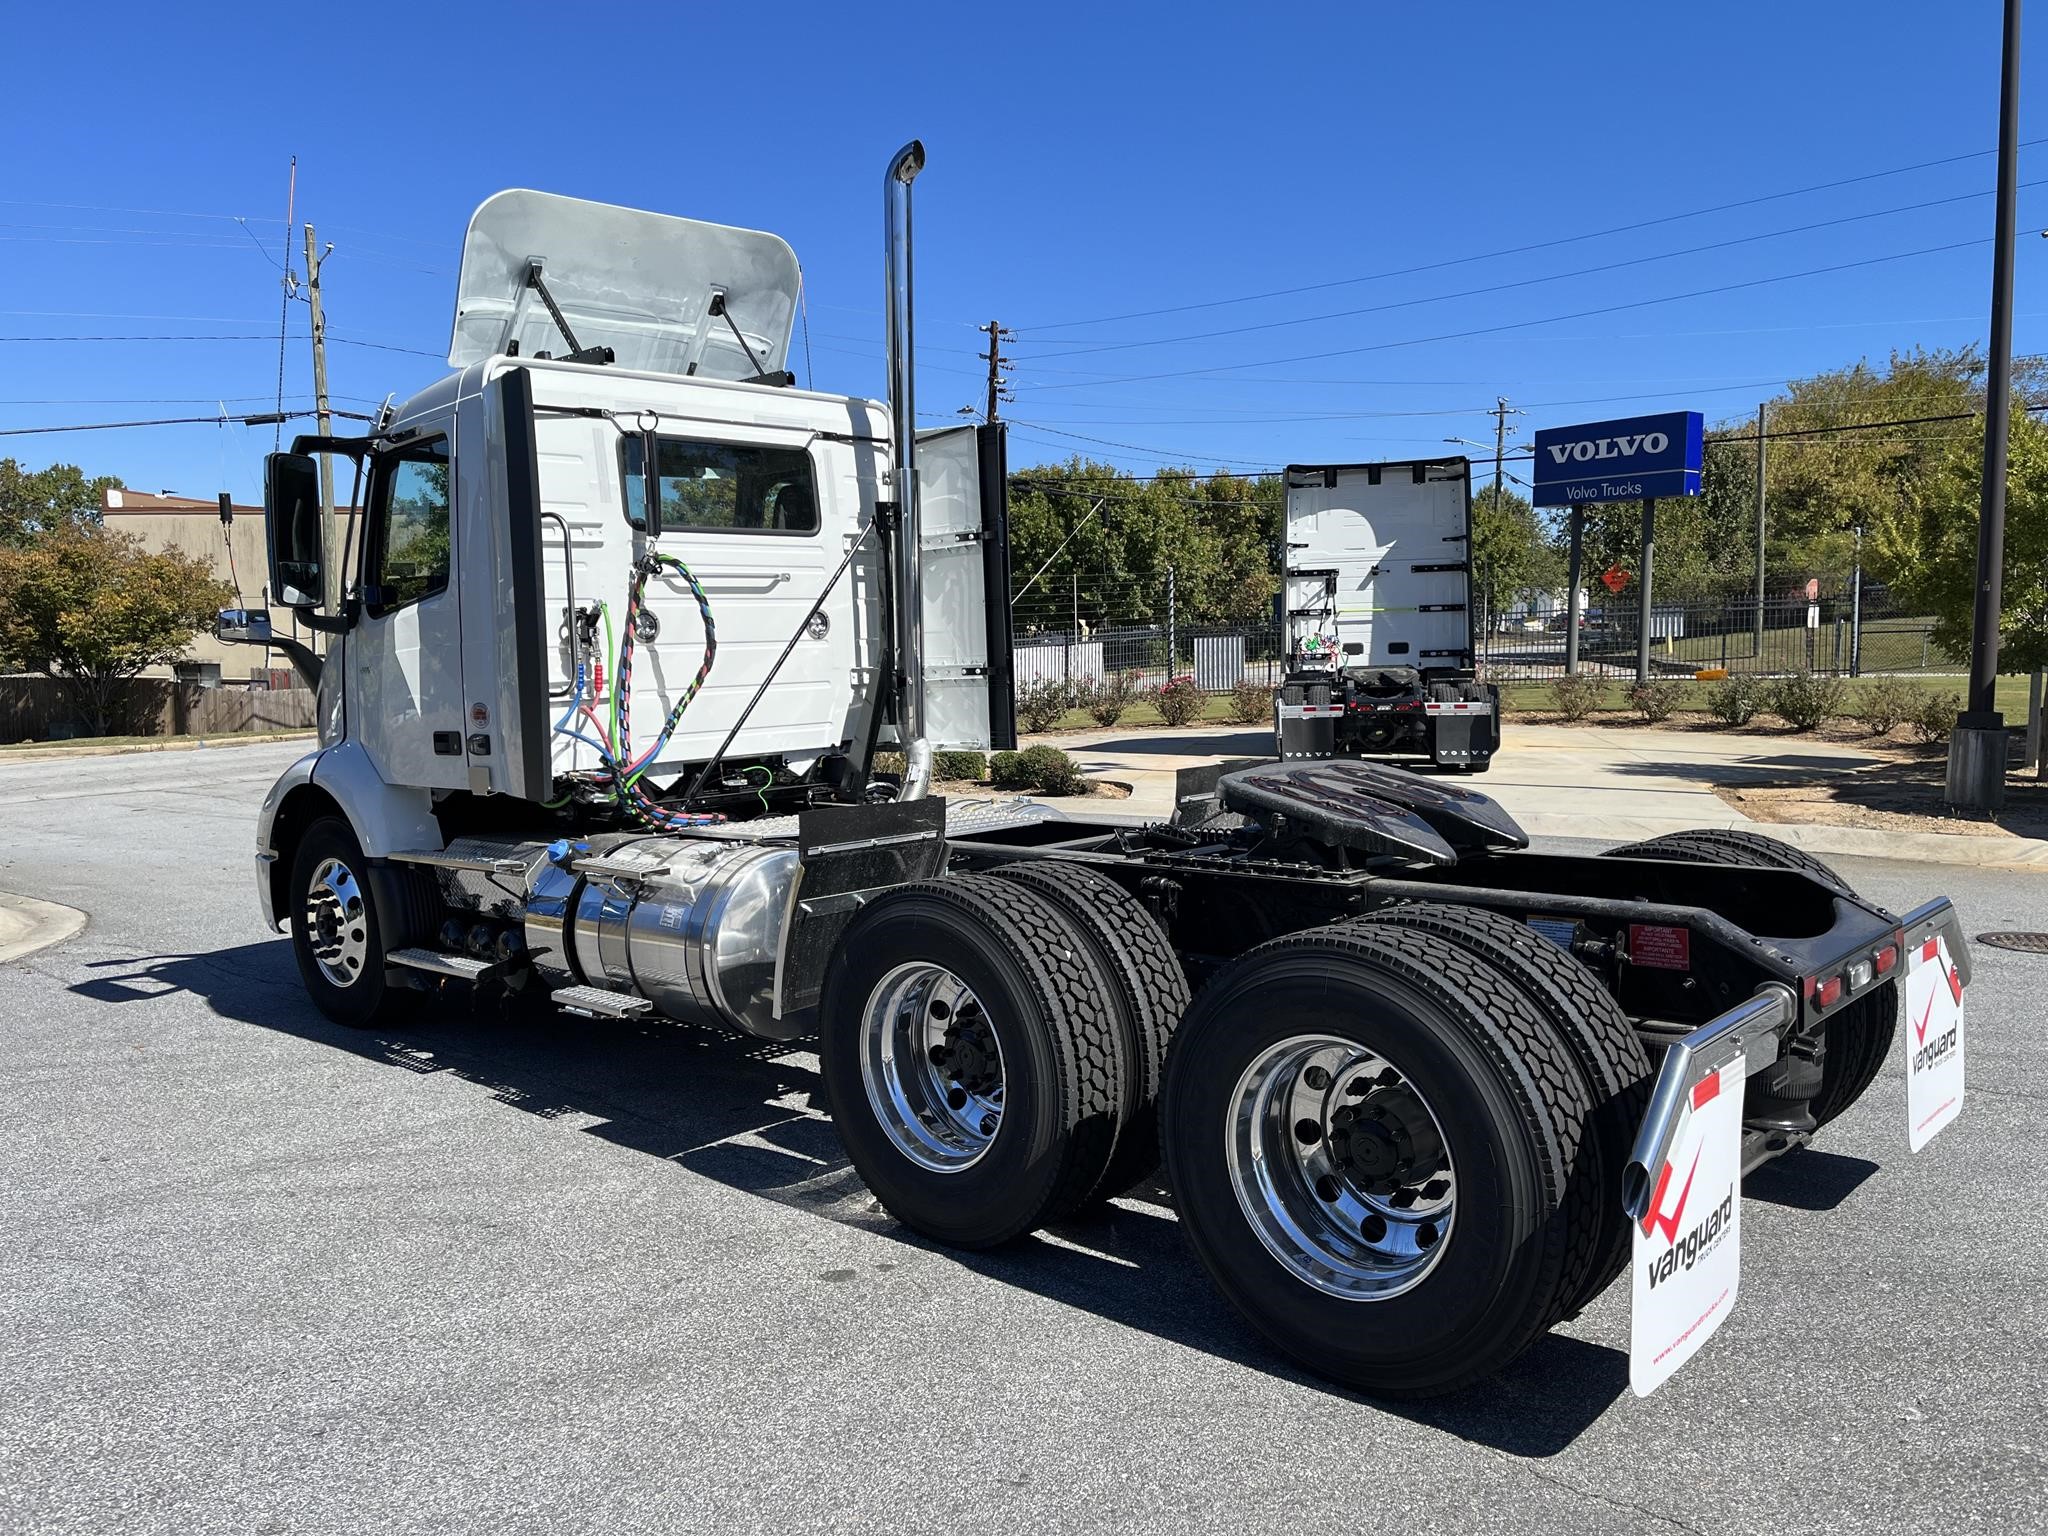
xmin=1645 ymin=1188 xmax=1735 ymax=1288
xmin=1546 ymin=433 xmax=1670 ymax=465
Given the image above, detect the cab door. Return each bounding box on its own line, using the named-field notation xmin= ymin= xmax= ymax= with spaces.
xmin=349 ymin=423 xmax=468 ymax=791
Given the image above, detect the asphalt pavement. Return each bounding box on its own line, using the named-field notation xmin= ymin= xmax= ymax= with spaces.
xmin=2 ymin=740 xmax=2044 ymax=1535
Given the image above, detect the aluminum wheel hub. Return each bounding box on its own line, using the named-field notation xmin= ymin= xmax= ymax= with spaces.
xmin=1225 ymin=1035 xmax=1457 ymax=1300
xmin=859 ymin=962 xmax=1005 ymax=1173
xmin=304 ymin=856 xmax=369 ymax=989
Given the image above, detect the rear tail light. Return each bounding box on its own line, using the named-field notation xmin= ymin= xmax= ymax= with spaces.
xmin=1815 ymin=975 xmax=1844 ymax=1008
xmin=1874 ymin=943 xmax=1898 ymax=976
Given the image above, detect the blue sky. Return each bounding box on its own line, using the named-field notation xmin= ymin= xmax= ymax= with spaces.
xmin=1 ymin=1 xmax=2039 ymax=501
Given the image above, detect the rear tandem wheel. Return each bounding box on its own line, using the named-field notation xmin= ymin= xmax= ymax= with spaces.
xmin=1160 ymin=921 xmax=1594 ymax=1397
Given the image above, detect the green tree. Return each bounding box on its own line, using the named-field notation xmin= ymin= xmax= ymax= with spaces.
xmin=0 ymin=458 xmax=123 ymax=545
xmin=1470 ymin=484 xmax=1563 ymax=612
xmin=1872 ymin=406 xmax=2048 ymax=674
xmin=0 ymin=526 xmax=232 ymax=734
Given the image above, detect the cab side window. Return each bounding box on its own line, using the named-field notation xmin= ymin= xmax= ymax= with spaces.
xmin=622 ymin=436 xmax=819 ymax=535
xmin=368 ymin=438 xmax=451 ymax=614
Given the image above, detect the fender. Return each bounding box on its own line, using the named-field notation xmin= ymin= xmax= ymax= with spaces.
xmin=255 ymin=742 xmax=442 ymax=930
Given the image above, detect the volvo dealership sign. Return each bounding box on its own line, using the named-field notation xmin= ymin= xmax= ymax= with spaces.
xmin=1532 ymin=410 xmax=1703 ymax=507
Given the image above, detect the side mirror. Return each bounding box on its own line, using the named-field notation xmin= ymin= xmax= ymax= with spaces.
xmin=264 ymin=451 xmax=325 ymax=609
xmin=215 ymin=607 xmax=275 ymax=644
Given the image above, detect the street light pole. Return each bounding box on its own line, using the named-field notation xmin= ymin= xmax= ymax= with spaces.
xmin=1949 ymin=0 xmax=2023 ymax=812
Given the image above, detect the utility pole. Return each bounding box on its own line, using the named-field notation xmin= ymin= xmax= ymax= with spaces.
xmin=1489 ymin=395 xmax=1521 ymax=502
xmin=303 ymin=223 xmax=337 ymax=616
xmin=1752 ymin=401 xmax=1767 ymax=660
xmin=978 ymin=319 xmax=1014 ymax=424
xmin=1950 ymin=0 xmax=2023 ymax=812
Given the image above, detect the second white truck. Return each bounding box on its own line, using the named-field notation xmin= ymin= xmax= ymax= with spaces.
xmin=1275 ymin=458 xmax=1500 ymax=771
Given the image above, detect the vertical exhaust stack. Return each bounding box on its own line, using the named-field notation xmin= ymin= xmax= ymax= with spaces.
xmin=884 ymin=139 xmax=932 ymax=801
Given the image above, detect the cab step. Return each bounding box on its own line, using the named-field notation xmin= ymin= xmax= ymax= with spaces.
xmin=552 ymin=984 xmax=654 ymax=1019
xmin=387 ymin=947 xmax=505 ymax=981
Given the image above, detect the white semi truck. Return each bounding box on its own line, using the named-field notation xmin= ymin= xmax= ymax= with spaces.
xmin=222 ymin=143 xmax=1967 ymax=1398
xmin=1274 ymin=459 xmax=1500 ymax=771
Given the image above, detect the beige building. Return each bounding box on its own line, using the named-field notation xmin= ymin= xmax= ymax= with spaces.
xmin=99 ymin=488 xmax=360 ymax=682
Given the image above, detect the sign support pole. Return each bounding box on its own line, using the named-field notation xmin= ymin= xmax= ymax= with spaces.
xmin=1565 ymin=507 xmax=1584 ymax=676
xmin=1637 ymin=498 xmax=1655 ymax=687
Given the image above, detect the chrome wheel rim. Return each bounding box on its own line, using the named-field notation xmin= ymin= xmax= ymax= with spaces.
xmin=304 ymin=856 xmax=369 ymax=989
xmin=859 ymin=962 xmax=1005 ymax=1173
xmin=1225 ymin=1034 xmax=1457 ymax=1300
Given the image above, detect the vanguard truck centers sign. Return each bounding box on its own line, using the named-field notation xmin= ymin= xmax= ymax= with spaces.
xmin=1532 ymin=410 xmax=1704 ymax=507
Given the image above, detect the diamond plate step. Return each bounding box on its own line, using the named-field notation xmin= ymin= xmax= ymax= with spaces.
xmin=551 ymin=984 xmax=654 ymax=1018
xmin=387 ymin=947 xmax=504 ymax=981
xmin=389 ymin=848 xmax=531 ymax=876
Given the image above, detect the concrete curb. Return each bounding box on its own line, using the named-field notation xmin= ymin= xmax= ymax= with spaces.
xmin=0 ymin=731 xmax=314 ymax=764
xmin=0 ymin=891 xmax=88 ymax=964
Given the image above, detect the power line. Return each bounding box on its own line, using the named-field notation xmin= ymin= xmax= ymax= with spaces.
xmin=1018 ymin=137 xmax=2048 ymax=332
xmin=1026 ymin=182 xmax=2047 ymax=359
xmin=0 ymin=407 xmax=374 ymax=439
xmin=1021 ymin=236 xmax=2001 ymax=393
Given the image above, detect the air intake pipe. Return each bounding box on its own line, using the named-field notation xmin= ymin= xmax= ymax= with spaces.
xmin=883 ymin=139 xmax=932 ymax=801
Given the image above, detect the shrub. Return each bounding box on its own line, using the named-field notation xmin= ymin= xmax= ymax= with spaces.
xmin=1227 ymin=678 xmax=1271 ymax=724
xmin=1706 ymin=672 xmax=1767 ymax=727
xmin=1853 ymin=677 xmax=1920 ymax=737
xmin=990 ymin=744 xmax=1083 ymax=795
xmin=1549 ymin=673 xmax=1608 ymax=722
xmin=1015 ymin=676 xmax=1074 ymax=734
xmin=1153 ymin=674 xmax=1205 ymax=727
xmin=1082 ymin=669 xmax=1141 ymax=727
xmin=932 ymin=749 xmax=987 ymax=781
xmin=1767 ymin=670 xmax=1847 ymax=732
xmin=1627 ymin=678 xmax=1684 ymax=723
xmin=1910 ymin=690 xmax=1963 ymax=745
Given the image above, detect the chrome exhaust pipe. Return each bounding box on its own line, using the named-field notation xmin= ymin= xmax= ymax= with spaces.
xmin=884 ymin=139 xmax=932 ymax=801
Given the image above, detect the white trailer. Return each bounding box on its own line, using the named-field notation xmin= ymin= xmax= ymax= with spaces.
xmin=219 ymin=143 xmax=1966 ymax=1399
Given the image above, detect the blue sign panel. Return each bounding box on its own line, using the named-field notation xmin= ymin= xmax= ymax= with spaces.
xmin=1531 ymin=410 xmax=1703 ymax=507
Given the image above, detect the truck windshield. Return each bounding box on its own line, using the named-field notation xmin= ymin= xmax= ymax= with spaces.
xmin=622 ymin=435 xmax=817 ymax=535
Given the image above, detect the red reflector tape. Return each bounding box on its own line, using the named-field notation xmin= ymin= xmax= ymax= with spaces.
xmin=1691 ymin=1069 xmax=1722 ymax=1109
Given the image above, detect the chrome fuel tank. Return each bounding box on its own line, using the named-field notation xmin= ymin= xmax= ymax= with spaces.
xmin=549 ymin=837 xmax=800 ymax=1039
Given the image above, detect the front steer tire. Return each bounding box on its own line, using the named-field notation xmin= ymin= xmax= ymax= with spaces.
xmin=287 ymin=817 xmax=432 ymax=1030
xmin=819 ymin=875 xmax=1126 ymax=1249
xmin=1161 ymin=923 xmax=1591 ymax=1397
